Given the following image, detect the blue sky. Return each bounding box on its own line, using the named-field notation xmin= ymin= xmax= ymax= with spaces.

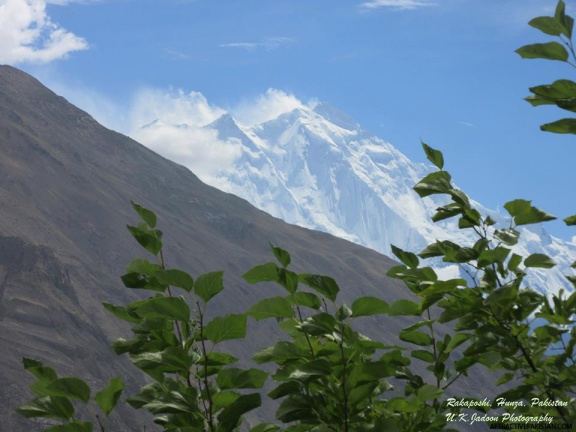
xmin=3 ymin=0 xmax=576 ymax=241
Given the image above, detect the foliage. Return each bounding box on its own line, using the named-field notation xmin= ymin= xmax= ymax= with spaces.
xmin=517 ymin=0 xmax=576 ymax=134
xmin=17 ymin=1 xmax=576 ymax=431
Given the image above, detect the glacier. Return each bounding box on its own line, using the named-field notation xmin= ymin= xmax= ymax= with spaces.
xmin=136 ymin=100 xmax=576 ymax=297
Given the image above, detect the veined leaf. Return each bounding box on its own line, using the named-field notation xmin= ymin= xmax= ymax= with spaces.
xmin=242 ymin=262 xmax=280 ymax=284
xmin=504 ymin=199 xmax=556 ymax=225
xmin=16 ymin=396 xmax=75 ymax=419
xmin=515 ymin=42 xmax=569 ymax=62
xmin=95 ymin=377 xmax=124 ymax=416
xmin=351 ymin=296 xmax=390 ymax=317
xmin=564 ymin=214 xmax=576 ymax=226
xmin=216 ymin=368 xmax=268 ymax=390
xmin=155 ymin=269 xmax=194 ymax=292
xmin=391 ymin=245 xmax=419 ymax=269
xmin=413 ymin=171 xmax=452 ymax=198
xmin=204 ymin=314 xmax=247 ymax=343
xmin=530 ymin=79 xmax=576 ymax=100
xmin=44 ymin=378 xmax=91 ymax=404
xmin=194 ymin=271 xmax=224 ymax=302
xmin=131 ymin=201 xmax=157 ymax=228
xmin=247 ymin=297 xmax=293 ymax=320
xmin=217 ymin=393 xmax=261 ymax=430
xmin=136 ymin=296 xmax=190 ymax=322
xmin=271 ymin=244 xmax=291 ymax=267
xmin=529 ymin=16 xmax=565 ymax=36
xmin=422 ymin=141 xmax=444 ymax=170
xmin=541 ymin=118 xmax=576 ymax=134
xmin=525 ymin=253 xmax=556 ymax=268
xmin=299 ymin=274 xmax=339 ymax=302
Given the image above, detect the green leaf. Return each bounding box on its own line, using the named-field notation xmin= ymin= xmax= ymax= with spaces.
xmin=529 ymin=16 xmax=565 ymax=35
xmin=276 ymin=395 xmax=317 ymax=423
xmin=218 ymin=393 xmax=261 ymax=430
xmin=432 ymin=203 xmax=463 ymax=222
xmin=416 ymin=384 xmax=443 ymax=401
xmin=299 ymin=313 xmax=338 ymax=336
xmin=564 ymin=214 xmax=576 ymax=226
xmin=94 ymin=377 xmax=123 ymax=416
xmin=289 ymin=359 xmax=332 ymax=379
xmin=131 ymin=201 xmax=157 ymax=228
xmin=411 ymin=349 xmax=434 ymax=363
xmin=299 ymin=274 xmax=339 ymax=302
xmin=204 ymin=352 xmax=239 ymax=366
xmin=422 ymin=141 xmax=444 ymax=170
xmin=555 ymin=0 xmax=574 ymax=38
xmin=400 ymin=330 xmax=433 ymax=346
xmin=23 ymin=358 xmax=58 ymax=383
xmin=525 ymin=95 xmax=557 ymax=107
xmin=391 ymin=245 xmax=419 ymax=269
xmin=126 ymin=225 xmax=162 ymax=255
xmin=504 ymin=199 xmax=556 ymax=225
xmin=216 ymin=368 xmax=268 ymax=390
xmin=494 ymin=228 xmax=520 ymax=246
xmin=477 ymin=247 xmax=510 ymax=268
xmin=194 ymin=271 xmax=224 ymax=303
xmin=44 ymin=378 xmax=91 ymax=404
xmin=248 ymin=297 xmax=294 ymax=320
xmin=525 ymin=253 xmax=556 ymax=268
xmin=155 ymin=269 xmax=194 ymax=292
xmin=444 ymin=333 xmax=470 ymax=354
xmin=388 ymin=397 xmax=420 ymax=413
xmin=419 ymin=279 xmax=466 ymax=297
xmin=125 ymin=258 xmax=162 ymax=276
xmin=242 ymin=262 xmax=280 ymax=284
xmin=413 ymin=171 xmax=452 ymax=198
xmin=16 ymin=396 xmax=75 ymax=419
xmin=102 ymin=303 xmax=141 ymax=324
xmin=292 ymin=291 xmax=322 ymax=310
xmin=121 ymin=272 xmax=165 ymax=292
xmin=253 ymin=341 xmax=302 ymax=364
xmin=515 ymin=42 xmax=569 ymax=61
xmin=508 ymin=253 xmax=523 ymax=272
xmin=277 ymin=268 xmax=299 ymax=294
xmin=530 ymin=79 xmax=576 ymax=100
xmin=336 ymin=304 xmax=352 ymax=320
xmin=271 ymin=244 xmax=291 ymax=267
xmin=389 ymin=299 xmax=421 ymax=316
xmin=351 ymin=296 xmax=390 ymax=317
xmin=485 ymin=285 xmax=518 ymax=306
xmin=541 ymin=118 xmax=576 ymax=134
xmin=136 ymin=296 xmax=190 ymax=322
xmin=204 ymin=314 xmax=247 ymax=343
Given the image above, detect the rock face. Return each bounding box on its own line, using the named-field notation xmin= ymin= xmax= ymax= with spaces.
xmin=0 ymin=65 xmax=492 ymax=430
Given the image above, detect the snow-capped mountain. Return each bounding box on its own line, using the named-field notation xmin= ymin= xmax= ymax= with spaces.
xmin=139 ymin=102 xmax=576 ymax=296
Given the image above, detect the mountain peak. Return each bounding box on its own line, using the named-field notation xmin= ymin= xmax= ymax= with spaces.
xmin=312 ymin=102 xmax=361 ymax=131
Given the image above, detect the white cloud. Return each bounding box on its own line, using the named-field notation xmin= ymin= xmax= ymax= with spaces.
xmin=130 ymin=88 xmax=226 ymax=129
xmin=0 ymin=0 xmax=88 ymax=64
xmin=361 ymin=0 xmax=437 ymax=10
xmin=232 ymin=89 xmax=305 ymax=126
xmin=132 ymin=123 xmax=242 ymax=185
xmin=128 ymin=88 xmax=241 ymax=184
xmin=219 ymin=37 xmax=295 ymax=52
